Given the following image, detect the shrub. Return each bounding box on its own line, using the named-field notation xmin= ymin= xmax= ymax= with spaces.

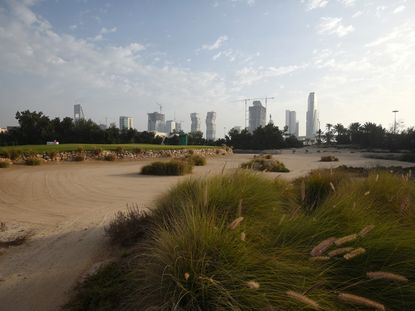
xmin=92 ymin=148 xmax=103 ymax=156
xmin=76 ymin=147 xmax=84 ymax=153
xmin=263 ymin=154 xmax=272 ymax=159
xmin=48 ymin=151 xmax=58 ymax=160
xmin=0 ymin=160 xmax=11 ymax=168
xmin=25 ymin=158 xmax=42 ymax=166
xmin=320 ymin=155 xmax=339 ymax=162
xmin=104 ymin=154 xmax=116 ymax=161
xmin=241 ymin=157 xmax=289 ymax=172
xmin=105 ymin=206 xmax=152 ymax=246
xmin=133 ymin=148 xmax=142 ymax=154
xmin=73 ymin=155 xmax=85 ymax=162
xmin=188 ymin=149 xmax=195 ymax=155
xmin=187 ymin=154 xmax=207 ymax=166
xmin=115 ymin=147 xmax=124 ymax=154
xmin=141 ymin=160 xmax=193 ymax=176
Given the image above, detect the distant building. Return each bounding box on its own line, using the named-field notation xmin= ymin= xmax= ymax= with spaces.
xmin=190 ymin=113 xmax=201 ymax=133
xmin=148 ymin=112 xmax=165 ymax=132
xmin=119 ymin=116 xmax=134 ymax=130
xmin=285 ymin=110 xmax=299 ymax=137
xmin=175 ymin=122 xmax=182 ymax=132
xmin=74 ymin=104 xmax=85 ymax=121
xmin=205 ymin=112 xmax=216 ymax=141
xmin=249 ymin=100 xmax=266 ymax=132
xmin=165 ymin=120 xmax=176 ymax=134
xmin=306 ymin=92 xmax=319 ymax=138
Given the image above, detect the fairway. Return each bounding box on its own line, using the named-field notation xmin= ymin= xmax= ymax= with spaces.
xmin=0 ymin=143 xmax=215 ymax=154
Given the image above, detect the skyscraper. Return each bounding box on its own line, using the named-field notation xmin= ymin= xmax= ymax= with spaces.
xmin=148 ymin=112 xmax=165 ymax=132
xmin=119 ymin=116 xmax=134 ymax=130
xmin=205 ymin=111 xmax=216 ymax=141
xmin=73 ymin=104 xmax=84 ymax=121
xmin=165 ymin=120 xmax=176 ymax=134
xmin=306 ymin=92 xmax=319 ymax=138
xmin=249 ymin=100 xmax=266 ymax=132
xmin=285 ymin=110 xmax=299 ymax=137
xmin=190 ymin=113 xmax=201 ymax=133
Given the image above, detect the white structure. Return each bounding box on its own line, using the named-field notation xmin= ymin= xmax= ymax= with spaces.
xmin=165 ymin=120 xmax=176 ymax=134
xmin=148 ymin=112 xmax=165 ymax=132
xmin=249 ymin=100 xmax=266 ymax=132
xmin=306 ymin=92 xmax=319 ymax=138
xmin=285 ymin=110 xmax=299 ymax=137
xmin=205 ymin=111 xmax=216 ymax=141
xmin=119 ymin=116 xmax=134 ymax=130
xmin=190 ymin=113 xmax=201 ymax=133
xmin=0 ymin=128 xmax=7 ymax=134
xmin=74 ymin=104 xmax=84 ymax=121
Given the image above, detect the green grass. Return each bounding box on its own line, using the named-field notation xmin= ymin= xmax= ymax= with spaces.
xmin=67 ymin=170 xmax=415 ymax=311
xmin=0 ymin=144 xmax=216 ymax=155
xmin=141 ymin=160 xmax=193 ymax=176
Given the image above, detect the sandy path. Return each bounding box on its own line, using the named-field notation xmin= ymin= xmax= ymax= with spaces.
xmin=0 ymin=151 xmax=412 ymax=311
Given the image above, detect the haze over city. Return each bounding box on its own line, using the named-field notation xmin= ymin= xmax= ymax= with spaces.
xmin=0 ymin=0 xmax=414 ymax=136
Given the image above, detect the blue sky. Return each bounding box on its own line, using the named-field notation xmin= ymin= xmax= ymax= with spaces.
xmin=0 ymin=0 xmax=414 ymax=136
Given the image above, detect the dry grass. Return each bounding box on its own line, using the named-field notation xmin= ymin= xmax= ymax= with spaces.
xmin=320 ymin=155 xmax=339 ymax=162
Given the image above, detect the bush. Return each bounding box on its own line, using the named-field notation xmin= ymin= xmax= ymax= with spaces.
xmin=141 ymin=160 xmax=193 ymax=176
xmin=68 ymin=171 xmax=415 ymax=311
xmin=133 ymin=148 xmax=142 ymax=154
xmin=241 ymin=157 xmax=289 ymax=172
xmin=115 ymin=147 xmax=124 ymax=154
xmin=48 ymin=151 xmax=58 ymax=160
xmin=92 ymin=148 xmax=102 ymax=156
xmin=73 ymin=155 xmax=85 ymax=162
xmin=105 ymin=206 xmax=152 ymax=246
xmin=320 ymin=155 xmax=339 ymax=162
xmin=104 ymin=154 xmax=116 ymax=161
xmin=25 ymin=158 xmax=42 ymax=166
xmin=0 ymin=160 xmax=11 ymax=168
xmin=187 ymin=154 xmax=207 ymax=166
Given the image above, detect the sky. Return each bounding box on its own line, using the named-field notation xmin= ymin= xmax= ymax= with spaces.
xmin=0 ymin=0 xmax=414 ymax=136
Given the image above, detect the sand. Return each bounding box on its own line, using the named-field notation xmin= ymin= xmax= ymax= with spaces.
xmin=0 ymin=151 xmax=412 ymax=311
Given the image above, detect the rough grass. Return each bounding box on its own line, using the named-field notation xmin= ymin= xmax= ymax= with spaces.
xmin=241 ymin=156 xmax=289 ymax=172
xmin=25 ymin=158 xmax=42 ymax=166
xmin=186 ymin=154 xmax=207 ymax=166
xmin=141 ymin=160 xmax=193 ymax=176
xmin=320 ymin=155 xmax=339 ymax=162
xmin=104 ymin=154 xmax=116 ymax=161
xmin=105 ymin=206 xmax=152 ymax=247
xmin=0 ymin=144 xmax=216 ymax=154
xmin=67 ymin=170 xmax=415 ymax=311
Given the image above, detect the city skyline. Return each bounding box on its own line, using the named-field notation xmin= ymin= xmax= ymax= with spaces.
xmin=0 ymin=0 xmax=414 ymax=136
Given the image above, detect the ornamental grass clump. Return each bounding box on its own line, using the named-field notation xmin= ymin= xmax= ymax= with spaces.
xmin=141 ymin=160 xmax=193 ymax=176
xmin=241 ymin=156 xmax=289 ymax=173
xmin=67 ymin=170 xmax=415 ymax=311
xmin=0 ymin=160 xmax=11 ymax=168
xmin=187 ymin=154 xmax=207 ymax=166
xmin=25 ymin=157 xmax=42 ymax=166
xmin=320 ymin=155 xmax=339 ymax=162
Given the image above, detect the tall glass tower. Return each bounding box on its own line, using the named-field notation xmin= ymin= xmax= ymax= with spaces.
xmin=306 ymin=92 xmax=319 ymax=138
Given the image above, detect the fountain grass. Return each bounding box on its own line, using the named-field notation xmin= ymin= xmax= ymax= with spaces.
xmin=66 ymin=170 xmax=415 ymax=311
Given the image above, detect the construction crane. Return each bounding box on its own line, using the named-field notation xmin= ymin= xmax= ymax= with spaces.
xmin=156 ymin=103 xmax=162 ymax=113
xmin=233 ymin=96 xmax=275 ymax=129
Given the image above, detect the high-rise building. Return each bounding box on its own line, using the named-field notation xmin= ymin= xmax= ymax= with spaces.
xmin=119 ymin=116 xmax=134 ymax=130
xmin=165 ymin=120 xmax=176 ymax=134
xmin=205 ymin=112 xmax=216 ymax=141
xmin=306 ymin=92 xmax=319 ymax=138
xmin=249 ymin=100 xmax=266 ymax=132
xmin=148 ymin=112 xmax=165 ymax=132
xmin=285 ymin=110 xmax=299 ymax=137
xmin=74 ymin=104 xmax=84 ymax=121
xmin=190 ymin=113 xmax=201 ymax=133
xmin=175 ymin=122 xmax=182 ymax=132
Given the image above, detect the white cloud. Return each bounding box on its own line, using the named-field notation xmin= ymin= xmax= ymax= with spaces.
xmin=317 ymin=17 xmax=354 ymax=37
xmin=92 ymin=26 xmax=117 ymax=41
xmin=338 ymin=0 xmax=355 ymax=7
xmin=202 ymin=35 xmax=228 ymax=50
xmin=393 ymin=5 xmax=405 ymax=14
xmin=234 ymin=64 xmax=305 ymax=86
xmin=304 ymin=0 xmax=329 ymax=11
xmin=352 ymin=10 xmax=362 ymax=18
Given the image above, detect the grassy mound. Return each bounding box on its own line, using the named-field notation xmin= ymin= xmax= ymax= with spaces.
xmin=141 ymin=160 xmax=193 ymax=176
xmin=25 ymin=158 xmax=42 ymax=166
xmin=241 ymin=156 xmax=289 ymax=172
xmin=320 ymin=155 xmax=339 ymax=162
xmin=67 ymin=170 xmax=415 ymax=311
